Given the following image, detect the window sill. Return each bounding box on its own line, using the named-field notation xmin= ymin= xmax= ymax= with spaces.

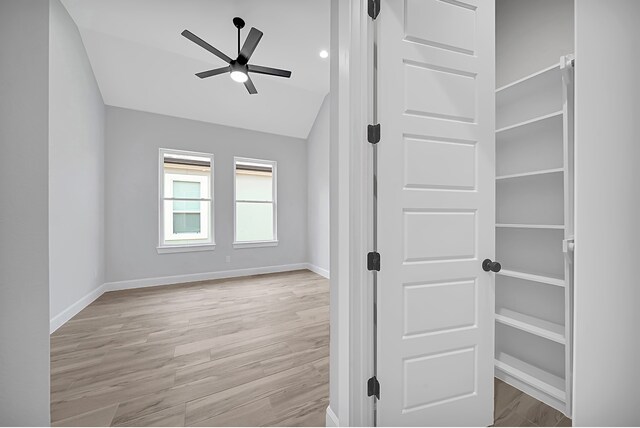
xmin=233 ymin=240 xmax=279 ymax=249
xmin=157 ymin=244 xmax=216 ymax=254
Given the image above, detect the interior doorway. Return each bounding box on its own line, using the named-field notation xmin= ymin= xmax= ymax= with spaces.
xmin=338 ymin=0 xmax=576 ymax=426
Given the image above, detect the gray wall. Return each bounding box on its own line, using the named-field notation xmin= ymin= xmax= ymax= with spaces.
xmin=496 ymin=0 xmax=574 ymax=87
xmin=49 ymin=0 xmax=105 ymax=324
xmin=573 ymin=0 xmax=640 ymax=425
xmin=307 ymin=94 xmax=330 ymax=274
xmin=105 ymin=107 xmax=308 ymax=283
xmin=0 ymin=0 xmax=51 ymax=425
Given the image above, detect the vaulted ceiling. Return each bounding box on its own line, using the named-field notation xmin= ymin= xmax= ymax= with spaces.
xmin=61 ymin=0 xmax=330 ymax=139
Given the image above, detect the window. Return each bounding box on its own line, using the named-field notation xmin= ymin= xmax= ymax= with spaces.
xmin=234 ymin=158 xmax=277 ymax=247
xmin=159 ymin=149 xmax=214 ymax=252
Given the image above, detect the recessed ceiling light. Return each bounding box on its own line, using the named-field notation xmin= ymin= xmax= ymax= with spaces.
xmin=319 ymin=50 xmax=329 ymax=59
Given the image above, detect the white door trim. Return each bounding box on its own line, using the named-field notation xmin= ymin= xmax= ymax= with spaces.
xmin=328 ymin=0 xmax=373 ymax=426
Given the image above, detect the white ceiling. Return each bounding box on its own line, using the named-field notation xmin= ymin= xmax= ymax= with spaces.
xmin=61 ymin=0 xmax=330 ymax=139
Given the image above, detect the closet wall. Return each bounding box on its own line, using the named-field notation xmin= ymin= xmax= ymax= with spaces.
xmin=496 ymin=0 xmax=574 ymax=87
xmin=495 ymin=0 xmax=574 ymax=416
xmin=573 ymin=1 xmax=640 ymax=425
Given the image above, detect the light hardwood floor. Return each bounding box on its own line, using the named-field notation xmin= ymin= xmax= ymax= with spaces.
xmin=493 ymin=379 xmax=572 ymax=427
xmin=51 ymin=270 xmax=329 ymax=427
xmin=51 ymin=269 xmax=571 ymax=427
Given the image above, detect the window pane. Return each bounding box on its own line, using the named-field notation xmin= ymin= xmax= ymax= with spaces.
xmin=173 ymin=200 xmax=201 ymax=212
xmin=236 ymin=171 xmax=272 ymax=201
xmin=174 ymin=181 xmax=200 ymax=198
xmin=163 ymin=200 xmax=211 ymax=243
xmin=173 ymin=213 xmax=201 ymax=233
xmin=236 ymin=202 xmax=274 ymax=242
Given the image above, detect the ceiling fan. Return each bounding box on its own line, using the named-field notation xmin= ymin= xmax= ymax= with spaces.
xmin=181 ymin=17 xmax=292 ymax=94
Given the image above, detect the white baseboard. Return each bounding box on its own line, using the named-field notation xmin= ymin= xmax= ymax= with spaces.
xmin=306 ymin=263 xmax=330 ymax=279
xmin=103 ymin=263 xmax=309 ymax=292
xmin=49 ymin=283 xmax=107 ymax=334
xmin=325 ymin=406 xmax=339 ymax=427
xmin=50 ymin=263 xmax=312 ymax=334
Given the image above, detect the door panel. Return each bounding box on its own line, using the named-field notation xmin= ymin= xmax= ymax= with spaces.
xmin=404 ymin=211 xmax=476 ymax=261
xmin=404 ymin=0 xmax=477 ymax=54
xmin=404 ymin=137 xmax=476 ymax=190
xmin=404 ymin=62 xmax=477 ymax=121
xmin=377 ymin=0 xmax=495 ymax=425
xmin=403 ymin=347 xmax=476 ymax=410
xmin=404 ymin=279 xmax=476 ymax=336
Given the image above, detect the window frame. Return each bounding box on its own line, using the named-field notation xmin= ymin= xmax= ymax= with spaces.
xmin=163 ymin=173 xmax=209 ymax=241
xmin=233 ymin=157 xmax=278 ymax=248
xmin=158 ymin=148 xmax=215 ymax=254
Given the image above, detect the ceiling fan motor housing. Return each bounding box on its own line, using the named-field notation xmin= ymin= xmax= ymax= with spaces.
xmin=230 ymin=61 xmax=248 ymax=74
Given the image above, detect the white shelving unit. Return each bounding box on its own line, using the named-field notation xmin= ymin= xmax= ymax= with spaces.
xmin=496 ymin=224 xmax=565 ymax=230
xmin=495 ymin=57 xmax=574 ymax=416
xmin=495 ymin=308 xmax=565 ymax=344
xmin=495 ymin=352 xmax=566 ymax=405
xmin=496 ymin=167 xmax=564 ymax=181
xmin=496 ymin=110 xmax=564 ymax=134
xmin=497 ymin=269 xmax=564 ymax=288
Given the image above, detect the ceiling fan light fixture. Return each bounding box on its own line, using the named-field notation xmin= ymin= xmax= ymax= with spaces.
xmin=230 ymin=70 xmax=249 ymax=83
xmin=229 ymin=61 xmax=249 ymax=83
xmin=183 ymin=18 xmax=292 ymax=94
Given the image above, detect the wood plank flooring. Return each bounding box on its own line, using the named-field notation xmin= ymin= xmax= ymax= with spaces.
xmin=52 ymin=268 xmax=572 ymax=427
xmin=494 ymin=379 xmax=572 ymax=427
xmin=51 ymin=270 xmax=329 ymax=427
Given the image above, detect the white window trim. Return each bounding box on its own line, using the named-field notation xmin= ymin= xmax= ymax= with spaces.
xmin=233 ymin=156 xmax=278 ymax=247
xmin=158 ymin=148 xmax=215 ymax=253
xmin=233 ymin=240 xmax=279 ymax=249
xmin=157 ymin=243 xmax=217 ymax=254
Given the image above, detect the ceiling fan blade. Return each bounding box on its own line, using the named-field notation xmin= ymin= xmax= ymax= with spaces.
xmin=238 ymin=27 xmax=263 ymax=64
xmin=248 ymin=64 xmax=292 ymax=78
xmin=181 ymin=29 xmax=232 ymax=64
xmin=195 ymin=67 xmax=229 ymax=79
xmin=244 ymin=76 xmax=258 ymax=94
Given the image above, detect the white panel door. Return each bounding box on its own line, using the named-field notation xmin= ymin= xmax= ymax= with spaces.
xmin=377 ymin=0 xmax=495 ymax=425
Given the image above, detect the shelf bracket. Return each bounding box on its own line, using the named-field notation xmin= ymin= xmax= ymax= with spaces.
xmin=563 ymin=237 xmax=575 ymax=265
xmin=560 ymin=54 xmax=575 ymax=86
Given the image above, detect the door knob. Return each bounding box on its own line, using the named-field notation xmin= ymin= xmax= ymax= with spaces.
xmin=482 ymin=259 xmax=501 ymax=272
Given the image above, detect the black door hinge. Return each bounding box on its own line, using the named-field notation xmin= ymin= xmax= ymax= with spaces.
xmin=368 ymin=376 xmax=380 ymax=399
xmin=368 ymin=0 xmax=380 ymax=19
xmin=367 ymin=252 xmax=380 ymax=271
xmin=367 ymin=124 xmax=380 ymax=144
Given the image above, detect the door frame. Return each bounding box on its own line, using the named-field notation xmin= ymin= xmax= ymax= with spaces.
xmin=328 ymin=0 xmax=373 ymax=425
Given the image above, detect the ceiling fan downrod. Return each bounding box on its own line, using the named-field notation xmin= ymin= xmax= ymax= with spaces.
xmin=233 ymin=17 xmax=245 ymax=56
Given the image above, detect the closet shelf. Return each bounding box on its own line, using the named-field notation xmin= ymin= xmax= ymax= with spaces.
xmin=496 ymin=62 xmax=561 ymax=94
xmin=496 ymin=168 xmax=564 ymax=181
xmin=496 ymin=110 xmax=564 ymax=149
xmin=496 ymin=269 xmax=565 ymax=288
xmin=496 ymin=223 xmax=564 ymax=230
xmin=496 ymin=111 xmax=564 ymax=134
xmin=495 ymin=308 xmax=565 ymax=344
xmin=495 ymin=352 xmax=566 ymax=402
xmin=496 ymin=108 xmax=563 ymax=145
